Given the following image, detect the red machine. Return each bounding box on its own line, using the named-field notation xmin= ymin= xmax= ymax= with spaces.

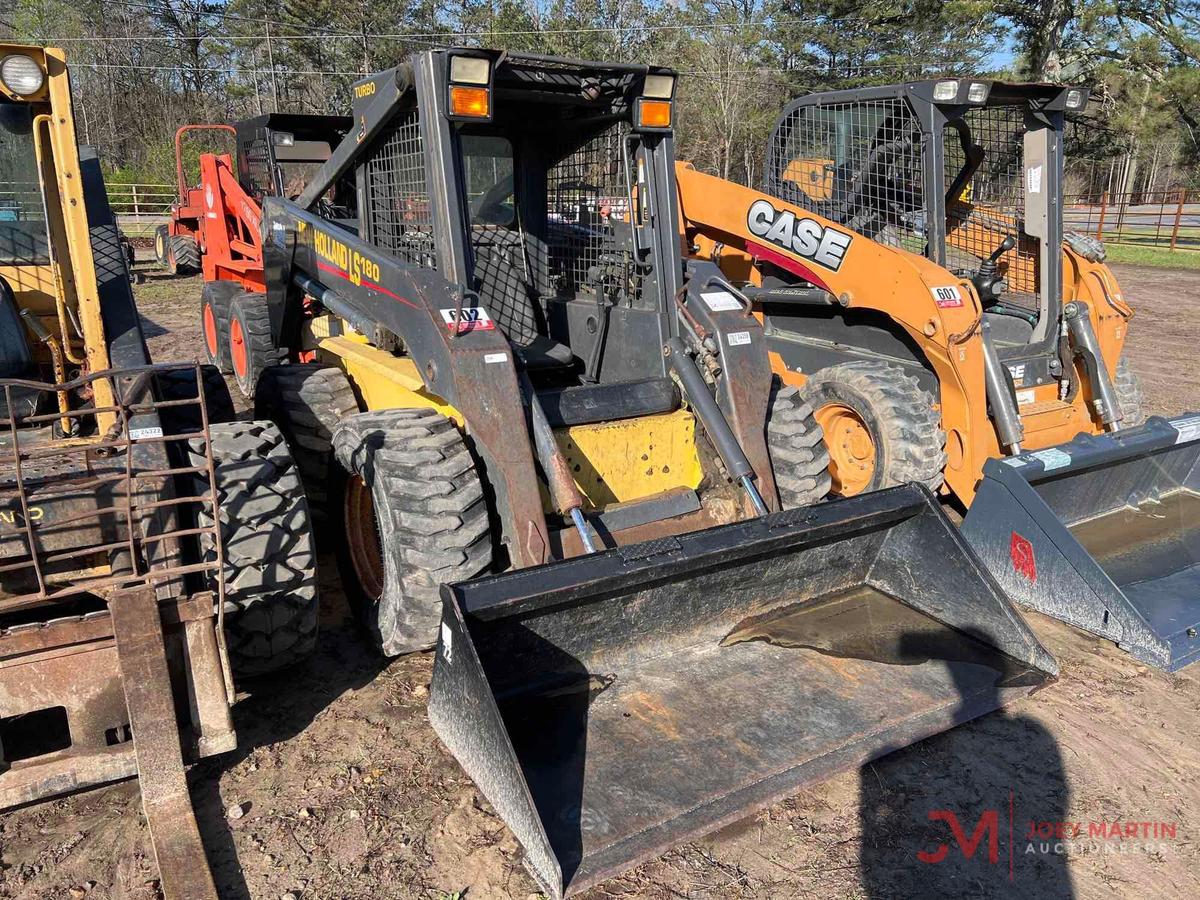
xmin=157 ymin=115 xmax=351 ymax=395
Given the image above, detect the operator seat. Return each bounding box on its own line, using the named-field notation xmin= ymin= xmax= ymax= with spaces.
xmin=471 ymin=227 xmax=573 ymax=369
xmin=0 ymin=277 xmax=44 ymax=421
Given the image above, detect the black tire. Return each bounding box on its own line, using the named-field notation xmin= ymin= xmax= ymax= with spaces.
xmin=200 ymin=281 xmax=240 ymax=373
xmin=168 ymin=233 xmax=200 ymax=275
xmin=154 ymin=225 xmax=170 ymax=267
xmin=228 ymin=291 xmax=283 ymax=399
xmin=331 ymin=407 xmax=492 ymax=656
xmin=765 ymin=380 xmax=832 ymax=508
xmin=801 ymin=360 xmax=947 ymax=496
xmin=255 ymin=364 xmax=359 ymax=511
xmin=190 ymin=420 xmax=319 ymax=679
xmin=156 ymin=363 xmax=237 ymax=433
xmin=1114 ymin=358 xmax=1146 ymax=428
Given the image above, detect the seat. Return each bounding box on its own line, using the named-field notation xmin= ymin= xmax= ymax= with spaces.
xmin=472 ymin=227 xmax=574 ymax=370
xmin=0 ymin=277 xmax=43 ymax=421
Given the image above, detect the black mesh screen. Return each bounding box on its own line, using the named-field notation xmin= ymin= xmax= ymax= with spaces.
xmin=545 ymin=124 xmax=641 ymax=302
xmin=944 ymin=105 xmax=1039 ymax=309
xmin=766 ymin=98 xmax=926 ymax=253
xmin=362 ymin=107 xmax=437 ymax=269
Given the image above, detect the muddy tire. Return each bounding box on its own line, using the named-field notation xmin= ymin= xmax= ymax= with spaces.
xmin=256 ymin=364 xmax=359 ymax=512
xmin=190 ymin=420 xmax=319 ymax=679
xmin=167 ymin=233 xmax=200 ymax=275
xmin=1114 ymin=358 xmax=1146 ymax=428
xmin=332 ymin=407 xmax=492 ymax=656
xmin=154 ymin=225 xmax=170 ymax=267
xmin=765 ymin=380 xmax=832 ymax=508
xmin=156 ymin=363 xmax=236 ymax=432
xmin=801 ymin=361 xmax=946 ymax=496
xmin=200 ymin=281 xmax=239 ymax=373
xmin=228 ymin=291 xmax=283 ymax=399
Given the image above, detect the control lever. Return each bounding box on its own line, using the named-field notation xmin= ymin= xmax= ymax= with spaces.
xmin=973 ymin=235 xmax=1016 ymax=305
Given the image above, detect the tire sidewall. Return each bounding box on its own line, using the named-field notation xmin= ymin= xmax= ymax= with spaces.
xmin=805 ymin=380 xmax=888 ymax=494
xmin=331 ymin=465 xmax=406 ymax=651
xmin=228 ymin=297 xmax=254 ymax=395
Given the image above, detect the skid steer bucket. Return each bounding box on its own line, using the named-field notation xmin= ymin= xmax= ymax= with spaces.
xmin=429 ymin=484 xmax=1057 ymax=898
xmin=962 ymin=415 xmax=1200 ymax=672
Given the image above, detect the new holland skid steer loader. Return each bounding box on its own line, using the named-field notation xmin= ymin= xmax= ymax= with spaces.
xmin=678 ymin=78 xmax=1200 ymax=671
xmin=252 ymin=49 xmax=1057 ymax=897
xmin=0 ymin=45 xmax=318 ymax=897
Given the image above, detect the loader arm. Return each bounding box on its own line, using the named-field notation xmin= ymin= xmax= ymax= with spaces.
xmin=674 ymin=163 xmax=1002 ymax=504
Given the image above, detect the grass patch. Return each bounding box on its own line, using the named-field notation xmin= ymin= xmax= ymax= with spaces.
xmin=1104 ymin=243 xmax=1200 ymax=269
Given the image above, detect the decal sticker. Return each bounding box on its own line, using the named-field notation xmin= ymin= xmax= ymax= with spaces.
xmin=484 ymin=352 xmax=508 ymax=364
xmin=1010 ymin=531 xmax=1037 ymax=582
xmin=1016 ymin=388 xmax=1036 ymax=406
xmin=1002 ymin=456 xmax=1027 ymax=467
xmin=1027 ymin=165 xmax=1043 ymax=194
xmin=440 ymin=621 xmax=453 ymax=663
xmin=1007 ymin=363 xmax=1026 ymax=385
xmin=1172 ymin=415 xmax=1200 ymax=445
xmin=746 ymin=199 xmax=853 ymax=271
xmin=440 ymin=307 xmax=495 ymax=331
xmin=701 ymin=290 xmax=743 ymax=312
xmin=129 ymin=426 xmax=164 ymax=441
xmin=205 ymin=184 xmax=214 ymax=209
xmin=726 ymin=331 xmax=751 ymax=346
xmin=931 ymin=285 xmax=964 ymax=308
xmin=1030 ymin=447 xmax=1071 ymax=471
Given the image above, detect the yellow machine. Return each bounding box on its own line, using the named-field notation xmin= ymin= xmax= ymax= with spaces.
xmin=0 ymin=46 xmax=317 ymax=898
xmin=679 ymin=79 xmax=1141 ymax=505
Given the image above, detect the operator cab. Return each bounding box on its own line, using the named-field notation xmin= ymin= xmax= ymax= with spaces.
xmin=236 ymin=113 xmax=356 ymax=222
xmin=766 ymin=79 xmax=1089 ymax=368
xmin=351 ymin=52 xmax=681 ymax=388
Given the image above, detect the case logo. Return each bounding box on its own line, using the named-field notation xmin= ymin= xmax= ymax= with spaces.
xmin=747 ymin=199 xmax=853 ymax=271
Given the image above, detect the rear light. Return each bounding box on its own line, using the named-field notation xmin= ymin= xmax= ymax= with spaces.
xmin=450 ymin=85 xmax=490 ymax=118
xmin=1065 ymin=89 xmax=1086 ymax=110
xmin=637 ymin=99 xmax=672 ymax=129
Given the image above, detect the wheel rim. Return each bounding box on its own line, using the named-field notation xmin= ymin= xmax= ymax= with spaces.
xmin=155 ymin=232 xmax=164 ymax=260
xmin=344 ymin=475 xmax=385 ymax=602
xmin=229 ymin=315 xmax=248 ymax=380
xmin=814 ymin=402 xmax=876 ymax=496
xmin=202 ymin=302 xmax=220 ymax=360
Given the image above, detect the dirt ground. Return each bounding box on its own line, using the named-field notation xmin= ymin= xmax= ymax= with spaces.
xmin=2 ymin=264 xmax=1199 ymax=900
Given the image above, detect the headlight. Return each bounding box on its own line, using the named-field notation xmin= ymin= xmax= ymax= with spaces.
xmin=967 ymin=82 xmax=989 ymax=103
xmin=1065 ymin=89 xmax=1086 ymax=110
xmin=450 ymin=55 xmax=490 ymax=86
xmin=643 ymin=73 xmax=675 ymax=100
xmin=0 ymin=54 xmax=46 ymax=96
xmin=933 ymin=80 xmax=959 ymax=102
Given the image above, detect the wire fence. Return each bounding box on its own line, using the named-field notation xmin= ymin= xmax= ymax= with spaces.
xmin=1064 ymin=189 xmax=1199 ymax=252
xmin=106 ymin=182 xmax=175 ymax=237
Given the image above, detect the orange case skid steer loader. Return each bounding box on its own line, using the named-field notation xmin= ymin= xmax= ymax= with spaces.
xmin=678 ymin=79 xmax=1200 ymax=670
xmin=255 ymin=50 xmax=1056 ymax=898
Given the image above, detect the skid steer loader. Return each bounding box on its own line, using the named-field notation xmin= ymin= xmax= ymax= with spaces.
xmin=160 ymin=115 xmax=352 ymax=396
xmin=253 ymin=49 xmax=1057 ymax=897
xmin=677 ymin=78 xmax=1200 ymax=670
xmin=0 ymin=45 xmax=319 ymax=897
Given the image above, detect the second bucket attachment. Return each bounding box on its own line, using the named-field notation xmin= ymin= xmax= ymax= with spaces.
xmin=962 ymin=414 xmax=1200 ymax=671
xmin=429 ymin=484 xmax=1056 ymax=899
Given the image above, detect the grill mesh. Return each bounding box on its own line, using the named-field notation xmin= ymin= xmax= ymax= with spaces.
xmin=766 ymin=98 xmax=925 ymax=252
xmin=945 ymin=105 xmax=1039 ymax=308
xmin=545 ymin=124 xmax=640 ymax=301
xmin=362 ymin=107 xmax=437 ymax=269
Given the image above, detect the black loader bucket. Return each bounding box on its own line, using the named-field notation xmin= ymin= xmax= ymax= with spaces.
xmin=962 ymin=415 xmax=1200 ymax=672
xmin=428 ymin=484 xmax=1056 ymax=898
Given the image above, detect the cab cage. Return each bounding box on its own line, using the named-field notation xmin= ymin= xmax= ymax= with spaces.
xmin=765 ymin=80 xmax=1087 ymax=356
